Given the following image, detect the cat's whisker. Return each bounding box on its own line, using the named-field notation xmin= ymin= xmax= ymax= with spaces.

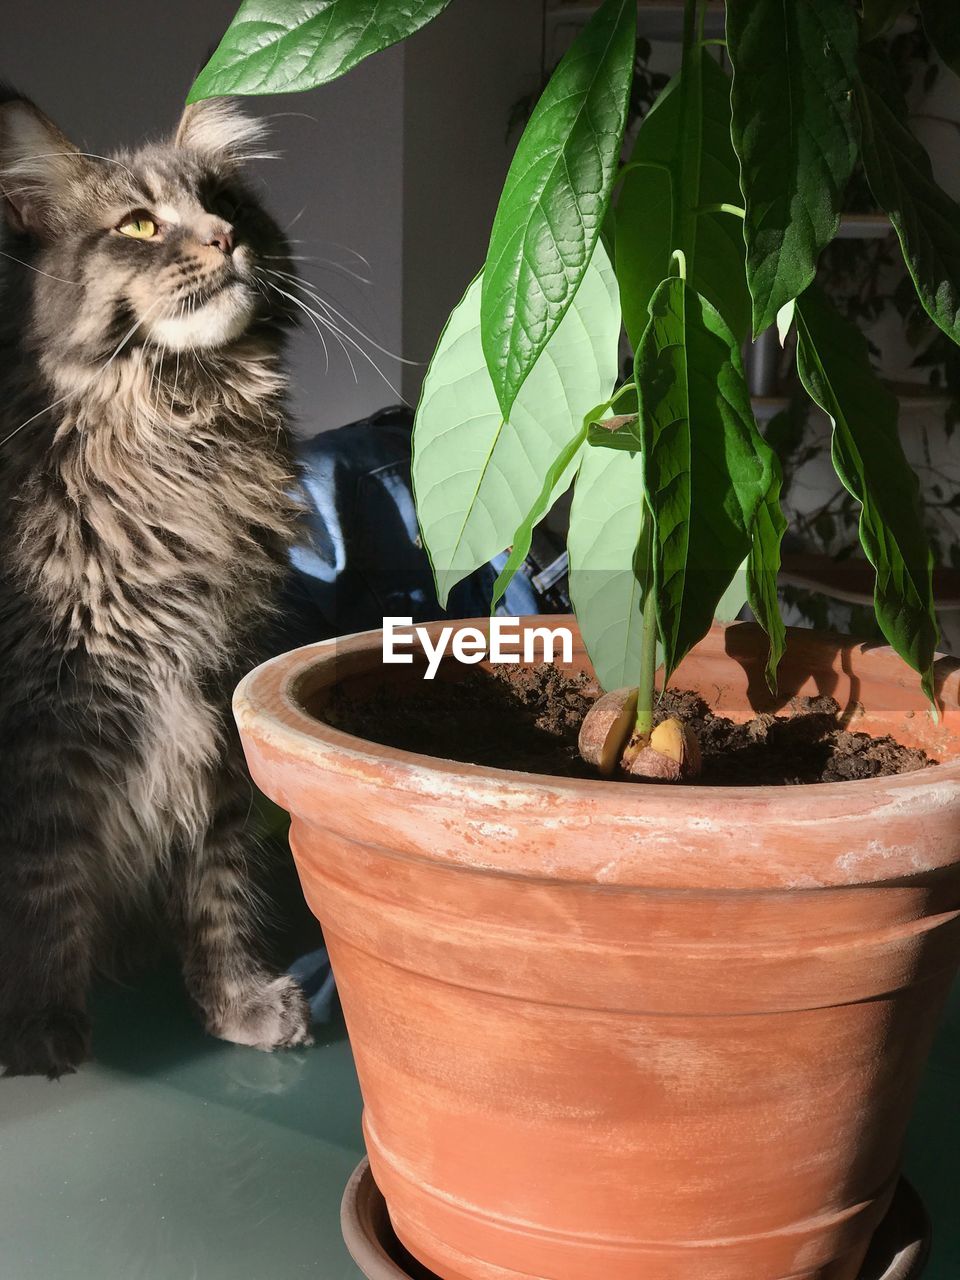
xmin=258 ymin=270 xmax=413 ymax=398
xmin=0 ymin=247 xmax=80 ymax=286
xmin=169 ymin=304 xmax=186 ymax=414
xmin=317 ymin=261 xmax=373 ymax=285
xmin=0 ymin=391 xmax=73 ymax=449
xmin=263 ymin=267 xmax=380 ymax=336
xmin=277 ymin=233 xmax=373 ymax=270
xmin=323 ymin=240 xmax=372 ymax=271
xmin=99 ymin=296 xmax=167 ymax=376
xmin=257 ymin=275 xmax=333 ymax=374
xmin=3 ymin=149 xmax=139 ymax=181
xmin=260 ymin=254 xmax=372 ymax=285
xmin=310 ymin=294 xmax=412 ymax=364
xmin=133 ymin=341 xmax=152 ymax=449
xmin=257 ymin=273 xmax=342 ymax=376
xmin=261 ymin=269 xmax=417 ymax=365
xmin=134 ymin=336 xmax=150 ymax=389
xmin=261 ymin=111 xmax=320 ymax=124
xmin=184 ymin=296 xmax=216 ymax=384
xmin=151 ymin=342 xmax=168 ymax=429
xmin=258 ymin=273 xmax=407 ymax=398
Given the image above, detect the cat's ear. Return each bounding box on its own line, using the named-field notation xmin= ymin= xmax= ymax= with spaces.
xmin=174 ymin=98 xmax=273 ymax=171
xmin=0 ymin=95 xmax=87 ymax=238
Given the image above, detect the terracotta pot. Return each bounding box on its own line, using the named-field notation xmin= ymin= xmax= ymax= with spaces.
xmin=234 ymin=620 xmax=960 ymax=1280
xmin=338 ymin=1158 xmax=932 ymax=1280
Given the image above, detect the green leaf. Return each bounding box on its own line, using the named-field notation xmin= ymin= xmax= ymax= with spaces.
xmin=413 ymin=246 xmax=620 ymax=608
xmin=567 ymin=442 xmax=647 ymax=691
xmin=919 ymin=1 xmax=960 ymax=77
xmin=491 ymin=384 xmax=639 ymax=610
xmin=861 ymin=0 xmax=913 ymax=43
xmin=490 ymin=428 xmax=587 ymax=612
xmin=746 ymin=464 xmax=788 ymax=693
xmin=188 ymin=0 xmax=453 ymax=101
xmin=776 ymin=300 xmax=796 ymax=347
xmin=637 ymin=276 xmax=777 ymax=682
xmin=480 ymin=0 xmax=635 ymax=419
xmin=727 ymin=0 xmax=859 ymax=336
xmin=714 ymin=562 xmax=749 ymax=625
xmin=616 ymin=51 xmax=751 ymax=347
xmin=858 ymin=46 xmax=960 ymax=349
xmin=795 ymin=288 xmax=938 ymax=698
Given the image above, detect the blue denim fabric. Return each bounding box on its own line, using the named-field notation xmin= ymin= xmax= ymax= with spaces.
xmin=277 ymin=406 xmax=539 ymax=652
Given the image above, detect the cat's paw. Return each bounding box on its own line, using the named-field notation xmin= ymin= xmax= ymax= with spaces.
xmin=208 ymin=974 xmax=313 ymax=1052
xmin=1 ymin=1006 xmax=91 ymax=1079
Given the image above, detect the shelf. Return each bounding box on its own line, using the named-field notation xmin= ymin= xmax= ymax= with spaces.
xmin=546 ymin=2 xmax=914 ymax=44
xmin=837 ymin=213 xmax=893 ymax=239
xmin=752 ymin=390 xmax=955 ymax=421
xmin=782 ymin=552 xmax=960 ymax=610
xmin=547 ymin=1 xmax=725 ymax=39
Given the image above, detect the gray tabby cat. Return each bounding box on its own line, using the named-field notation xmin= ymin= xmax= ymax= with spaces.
xmin=0 ymin=90 xmax=312 ymax=1077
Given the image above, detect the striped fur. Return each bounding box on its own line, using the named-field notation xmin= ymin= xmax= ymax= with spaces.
xmin=0 ymin=93 xmax=311 ymax=1076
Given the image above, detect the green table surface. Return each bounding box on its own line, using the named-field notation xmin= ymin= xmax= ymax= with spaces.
xmin=1 ymin=964 xmax=957 ymax=1280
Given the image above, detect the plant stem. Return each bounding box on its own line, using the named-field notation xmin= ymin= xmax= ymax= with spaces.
xmin=696 ymin=202 xmax=745 ymax=219
xmin=617 ymin=159 xmax=672 ymax=181
xmin=635 ymin=513 xmax=659 ymax=739
xmin=633 ymin=0 xmax=701 ymax=737
xmin=671 ymin=0 xmax=702 ymax=260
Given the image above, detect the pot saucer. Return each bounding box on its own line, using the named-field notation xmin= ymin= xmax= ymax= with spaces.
xmin=340 ymin=1159 xmax=440 ymax=1280
xmin=340 ymin=1159 xmax=931 ymax=1280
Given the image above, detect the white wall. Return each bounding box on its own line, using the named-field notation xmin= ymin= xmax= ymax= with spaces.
xmin=400 ymin=0 xmax=545 ymax=402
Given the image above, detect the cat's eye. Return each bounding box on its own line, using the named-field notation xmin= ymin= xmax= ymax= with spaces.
xmin=117 ymin=213 xmax=158 ymax=240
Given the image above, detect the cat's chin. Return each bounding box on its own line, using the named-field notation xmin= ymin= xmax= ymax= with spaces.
xmin=148 ymin=283 xmax=257 ymax=352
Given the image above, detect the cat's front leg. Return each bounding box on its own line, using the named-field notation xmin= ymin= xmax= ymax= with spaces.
xmin=172 ymin=786 xmax=312 ymax=1052
xmin=0 ymin=812 xmax=97 ymax=1079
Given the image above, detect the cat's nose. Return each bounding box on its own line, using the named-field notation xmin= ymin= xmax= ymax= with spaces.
xmin=203 ymin=223 xmax=235 ymax=255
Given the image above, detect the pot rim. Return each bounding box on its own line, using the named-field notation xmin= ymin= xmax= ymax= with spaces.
xmin=234 ymin=619 xmax=960 ymax=809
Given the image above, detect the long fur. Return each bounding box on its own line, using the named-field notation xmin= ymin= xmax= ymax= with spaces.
xmin=0 ymin=93 xmax=311 ymax=1077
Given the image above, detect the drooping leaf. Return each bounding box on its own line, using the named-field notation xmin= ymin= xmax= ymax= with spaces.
xmin=861 ymin=0 xmax=913 ymax=42
xmin=637 ymin=276 xmax=777 ymax=682
xmin=746 ymin=465 xmax=788 ymax=693
xmin=795 ymin=288 xmax=938 ymax=699
xmin=858 ymin=46 xmax=960 ymax=350
xmin=776 ymin=300 xmax=796 ymax=348
xmin=480 ymin=0 xmax=635 ymax=419
xmin=490 ymin=428 xmax=587 ymax=612
xmin=919 ymin=0 xmax=960 ymax=79
xmin=726 ymin=0 xmax=859 ymax=336
xmin=567 ymin=441 xmax=647 ymax=692
xmin=188 ymin=0 xmax=453 ymax=100
xmin=616 ymin=51 xmax=750 ymax=347
xmin=491 ymin=383 xmax=637 ymax=609
xmin=412 ymin=246 xmax=620 ymax=608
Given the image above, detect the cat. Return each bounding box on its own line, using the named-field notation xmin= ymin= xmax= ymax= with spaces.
xmin=0 ymin=89 xmax=312 ymax=1077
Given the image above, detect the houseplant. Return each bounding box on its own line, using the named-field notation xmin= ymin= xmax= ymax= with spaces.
xmin=198 ymin=2 xmax=960 ymax=1278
